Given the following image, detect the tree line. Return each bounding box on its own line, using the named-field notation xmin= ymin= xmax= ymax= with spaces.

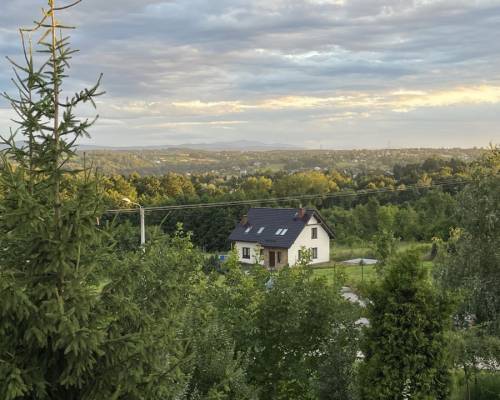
xmin=0 ymin=2 xmax=498 ymax=399
xmin=100 ymin=158 xmax=467 ymax=251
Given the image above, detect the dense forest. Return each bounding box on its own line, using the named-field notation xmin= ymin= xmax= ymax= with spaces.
xmin=0 ymin=2 xmax=499 ymax=400
xmin=101 ymin=153 xmax=473 ymax=251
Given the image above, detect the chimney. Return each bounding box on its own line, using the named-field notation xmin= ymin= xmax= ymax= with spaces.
xmin=241 ymin=214 xmax=248 ymax=225
xmin=298 ymin=207 xmax=305 ymax=219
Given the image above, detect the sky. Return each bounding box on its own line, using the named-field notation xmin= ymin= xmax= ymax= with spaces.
xmin=0 ymin=0 xmax=500 ymax=149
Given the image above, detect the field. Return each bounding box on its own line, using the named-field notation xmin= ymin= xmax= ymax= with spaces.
xmin=312 ymin=241 xmax=434 ymax=288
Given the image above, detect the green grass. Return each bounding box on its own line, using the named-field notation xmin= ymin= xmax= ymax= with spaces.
xmin=314 ymin=263 xmax=377 ymax=287
xmin=314 ymin=241 xmax=435 ymax=289
xmin=331 ymin=241 xmax=432 ymax=262
xmin=313 ymin=259 xmax=435 ymax=289
xmin=331 ymin=243 xmax=374 ymax=262
xmin=451 ymin=371 xmax=500 ymax=400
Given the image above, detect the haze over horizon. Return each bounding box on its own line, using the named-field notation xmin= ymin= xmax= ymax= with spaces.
xmin=1 ymin=0 xmax=500 ymax=149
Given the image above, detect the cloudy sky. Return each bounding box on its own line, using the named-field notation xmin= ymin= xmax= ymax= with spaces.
xmin=1 ymin=0 xmax=500 ymax=148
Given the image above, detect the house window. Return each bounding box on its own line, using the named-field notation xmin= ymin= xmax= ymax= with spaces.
xmin=275 ymin=228 xmax=283 ymax=235
xmin=311 ymin=227 xmax=318 ymax=239
xmin=298 ymin=249 xmax=303 ymax=260
xmin=312 ymin=248 xmax=318 ymax=259
xmin=242 ymin=247 xmax=250 ymax=259
xmin=245 ymin=226 xmax=252 ymax=233
xmin=280 ymin=228 xmax=288 ymax=236
xmin=277 ymin=251 xmax=282 ymax=263
xmin=257 ymin=227 xmax=265 ymax=234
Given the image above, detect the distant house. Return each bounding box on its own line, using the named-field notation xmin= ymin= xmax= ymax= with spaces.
xmin=229 ymin=207 xmax=334 ymax=268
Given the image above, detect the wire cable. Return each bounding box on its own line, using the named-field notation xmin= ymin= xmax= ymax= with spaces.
xmin=104 ymin=177 xmax=470 ymax=215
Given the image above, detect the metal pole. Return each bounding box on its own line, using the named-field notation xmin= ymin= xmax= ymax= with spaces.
xmin=139 ymin=206 xmax=146 ymax=246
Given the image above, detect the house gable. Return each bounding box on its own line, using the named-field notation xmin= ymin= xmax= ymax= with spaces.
xmin=287 ymin=221 xmax=331 ymax=265
xmin=229 ymin=207 xmax=334 ymax=265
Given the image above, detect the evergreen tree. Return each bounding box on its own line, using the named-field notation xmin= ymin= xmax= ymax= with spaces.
xmin=0 ymin=2 xmax=192 ymax=398
xmin=0 ymin=1 xmax=107 ymax=398
xmin=359 ymin=251 xmax=453 ymax=400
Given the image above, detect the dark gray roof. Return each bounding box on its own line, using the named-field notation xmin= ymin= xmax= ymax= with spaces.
xmin=229 ymin=207 xmax=334 ymax=249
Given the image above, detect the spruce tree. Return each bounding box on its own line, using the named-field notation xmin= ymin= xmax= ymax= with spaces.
xmin=0 ymin=2 xmax=196 ymax=399
xmin=359 ymin=251 xmax=453 ymax=400
xmin=0 ymin=1 xmax=109 ymax=398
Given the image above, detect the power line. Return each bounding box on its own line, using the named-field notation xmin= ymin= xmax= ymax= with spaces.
xmin=104 ymin=178 xmax=470 ymax=215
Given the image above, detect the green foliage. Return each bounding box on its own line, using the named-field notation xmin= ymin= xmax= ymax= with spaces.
xmin=97 ymin=152 xmax=470 ymax=252
xmin=315 ymin=324 xmax=360 ymax=400
xmin=296 ymin=246 xmax=313 ymax=267
xmin=359 ymin=251 xmax=454 ymax=400
xmin=434 ymin=147 xmax=500 ymax=394
xmin=0 ymin=2 xmax=107 ymax=398
xmin=252 ymin=267 xmax=359 ymax=400
xmin=0 ymin=2 xmax=495 ymax=399
xmin=82 ymin=231 xmax=202 ymax=399
xmin=371 ymin=228 xmax=399 ymax=269
xmin=184 ymin=321 xmax=257 ymax=400
xmin=451 ymin=371 xmax=500 ymax=400
xmin=435 ymin=147 xmax=500 ymax=332
xmin=73 ymin=148 xmax=482 ymax=177
xmin=210 ymin=264 xmax=361 ymax=400
xmin=0 ymin=3 xmax=240 ymax=399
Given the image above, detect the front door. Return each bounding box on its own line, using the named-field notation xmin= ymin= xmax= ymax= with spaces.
xmin=269 ymin=251 xmax=276 ymax=268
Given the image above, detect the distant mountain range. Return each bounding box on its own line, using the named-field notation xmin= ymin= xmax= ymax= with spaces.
xmin=76 ymin=140 xmax=302 ymax=151
xmin=0 ymin=140 xmax=300 ymax=152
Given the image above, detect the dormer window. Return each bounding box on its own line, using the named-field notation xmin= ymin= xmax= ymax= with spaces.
xmin=257 ymin=227 xmax=265 ymax=234
xmin=245 ymin=227 xmax=252 ymax=233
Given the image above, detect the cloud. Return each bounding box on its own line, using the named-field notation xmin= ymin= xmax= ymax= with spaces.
xmin=116 ymin=84 xmax=500 ymax=116
xmin=392 ymin=85 xmax=500 ymax=112
xmin=136 ymin=120 xmax=247 ymax=129
xmin=172 ymin=100 xmax=245 ymax=114
xmin=0 ymin=0 xmax=499 ymax=147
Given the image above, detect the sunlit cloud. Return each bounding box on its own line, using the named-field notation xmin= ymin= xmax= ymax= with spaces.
xmin=172 ymin=100 xmax=245 ymax=114
xmin=1 ymin=0 xmax=500 ymax=147
xmin=145 ymin=85 xmax=500 ymax=117
xmin=392 ymin=85 xmax=500 ymax=112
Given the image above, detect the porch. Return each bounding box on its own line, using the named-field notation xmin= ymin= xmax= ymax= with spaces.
xmin=263 ymin=247 xmax=288 ymax=269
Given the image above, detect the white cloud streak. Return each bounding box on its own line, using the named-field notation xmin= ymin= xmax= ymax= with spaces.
xmin=0 ymin=0 xmax=499 ymax=147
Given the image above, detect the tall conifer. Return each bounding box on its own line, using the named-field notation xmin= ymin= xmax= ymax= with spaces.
xmin=0 ymin=1 xmax=108 ymax=398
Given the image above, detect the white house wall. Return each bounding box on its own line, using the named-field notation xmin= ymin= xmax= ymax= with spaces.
xmin=234 ymin=241 xmax=264 ymax=264
xmin=288 ymin=216 xmax=331 ymax=265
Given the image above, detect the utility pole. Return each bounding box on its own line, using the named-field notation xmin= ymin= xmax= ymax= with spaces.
xmin=122 ymin=198 xmax=146 ymax=246
xmin=139 ymin=205 xmax=145 ymax=246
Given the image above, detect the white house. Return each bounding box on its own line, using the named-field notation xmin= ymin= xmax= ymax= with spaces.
xmin=228 ymin=207 xmax=334 ymax=268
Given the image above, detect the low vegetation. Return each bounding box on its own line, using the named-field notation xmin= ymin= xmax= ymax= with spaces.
xmin=0 ymin=2 xmax=498 ymax=399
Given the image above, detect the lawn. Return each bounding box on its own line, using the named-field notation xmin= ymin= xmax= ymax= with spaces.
xmin=314 ymin=263 xmax=377 ymax=287
xmin=331 ymin=241 xmax=432 ymax=262
xmin=314 ymin=241 xmax=435 ymax=289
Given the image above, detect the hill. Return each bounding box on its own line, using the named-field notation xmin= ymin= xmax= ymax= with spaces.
xmin=70 ymin=147 xmax=485 ymax=176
